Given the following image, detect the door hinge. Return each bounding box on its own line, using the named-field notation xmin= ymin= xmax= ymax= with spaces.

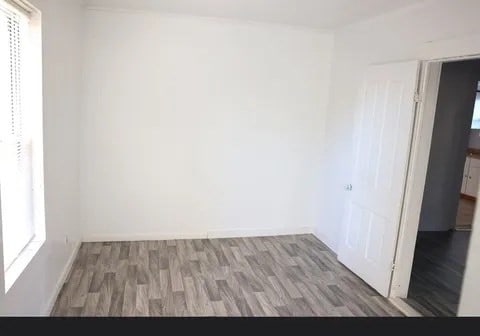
xmin=414 ymin=93 xmax=422 ymax=103
xmin=391 ymin=263 xmax=396 ymax=271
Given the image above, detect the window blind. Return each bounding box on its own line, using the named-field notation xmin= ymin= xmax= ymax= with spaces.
xmin=0 ymin=0 xmax=34 ymax=271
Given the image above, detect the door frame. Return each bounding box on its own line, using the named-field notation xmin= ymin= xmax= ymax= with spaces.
xmin=390 ymin=53 xmax=480 ymax=299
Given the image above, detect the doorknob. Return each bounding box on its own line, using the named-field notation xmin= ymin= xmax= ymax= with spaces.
xmin=345 ymin=184 xmax=353 ymax=191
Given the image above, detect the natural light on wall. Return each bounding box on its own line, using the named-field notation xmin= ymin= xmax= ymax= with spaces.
xmin=0 ymin=0 xmax=44 ymax=293
xmin=471 ymin=81 xmax=480 ymax=129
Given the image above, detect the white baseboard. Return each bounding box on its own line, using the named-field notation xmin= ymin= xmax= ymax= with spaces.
xmin=207 ymin=226 xmax=314 ymax=239
xmin=43 ymin=241 xmax=81 ymax=316
xmin=313 ymin=227 xmax=338 ymax=254
xmin=83 ymin=227 xmax=315 ymax=242
xmin=83 ymin=232 xmax=208 ymax=242
xmin=389 ymin=297 xmax=422 ymax=317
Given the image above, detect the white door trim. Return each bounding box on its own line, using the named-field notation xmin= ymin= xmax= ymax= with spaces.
xmin=390 ymin=53 xmax=480 ymax=299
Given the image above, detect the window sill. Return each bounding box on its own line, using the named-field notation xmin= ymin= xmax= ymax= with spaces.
xmin=4 ymin=237 xmax=45 ymax=293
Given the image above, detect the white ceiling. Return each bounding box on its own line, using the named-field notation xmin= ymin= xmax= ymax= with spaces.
xmin=84 ymin=0 xmax=421 ymax=30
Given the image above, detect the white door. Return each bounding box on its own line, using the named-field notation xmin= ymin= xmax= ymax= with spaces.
xmin=466 ymin=157 xmax=480 ymax=198
xmin=338 ymin=61 xmax=420 ymax=297
xmin=462 ymin=157 xmax=471 ymax=194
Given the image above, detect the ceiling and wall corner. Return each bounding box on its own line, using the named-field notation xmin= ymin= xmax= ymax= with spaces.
xmin=79 ymin=8 xmax=334 ymax=242
xmin=82 ymin=0 xmax=422 ymax=30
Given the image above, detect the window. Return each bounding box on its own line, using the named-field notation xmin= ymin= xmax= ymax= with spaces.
xmin=471 ymin=81 xmax=480 ymax=129
xmin=0 ymin=0 xmax=44 ymax=292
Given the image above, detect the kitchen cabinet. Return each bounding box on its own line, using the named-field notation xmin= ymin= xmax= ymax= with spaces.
xmin=462 ymin=156 xmax=480 ymax=198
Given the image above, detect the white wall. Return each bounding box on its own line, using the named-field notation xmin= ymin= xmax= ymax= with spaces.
xmin=318 ymin=0 xmax=480 ymax=251
xmin=0 ymin=0 xmax=83 ymax=315
xmin=80 ymin=9 xmax=333 ymax=241
xmin=459 ymin=202 xmax=480 ymax=316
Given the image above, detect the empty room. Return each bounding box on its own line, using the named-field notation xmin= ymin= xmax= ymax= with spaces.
xmin=0 ymin=0 xmax=480 ymax=318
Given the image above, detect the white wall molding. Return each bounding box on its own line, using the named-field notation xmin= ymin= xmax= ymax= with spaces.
xmin=83 ymin=227 xmax=315 ymax=242
xmin=418 ymin=32 xmax=480 ymax=61
xmin=388 ymin=298 xmax=422 ymax=317
xmin=83 ymin=232 xmax=208 ymax=242
xmin=43 ymin=241 xmax=81 ymax=316
xmin=207 ymin=226 xmax=314 ymax=239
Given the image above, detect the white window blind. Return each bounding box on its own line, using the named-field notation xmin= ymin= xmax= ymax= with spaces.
xmin=0 ymin=1 xmax=34 ymax=271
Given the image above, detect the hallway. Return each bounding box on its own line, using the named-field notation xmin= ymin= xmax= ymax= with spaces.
xmin=405 ymin=231 xmax=471 ymax=316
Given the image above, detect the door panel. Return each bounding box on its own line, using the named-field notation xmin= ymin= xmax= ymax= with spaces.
xmin=466 ymin=158 xmax=480 ymax=197
xmin=462 ymin=157 xmax=470 ymax=194
xmin=338 ymin=61 xmax=420 ymax=297
xmin=345 ymin=202 xmax=361 ymax=249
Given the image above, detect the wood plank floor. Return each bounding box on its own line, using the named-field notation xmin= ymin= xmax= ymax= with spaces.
xmin=455 ymin=198 xmax=475 ymax=231
xmin=405 ymin=231 xmax=471 ymax=316
xmin=51 ymin=234 xmax=403 ymax=317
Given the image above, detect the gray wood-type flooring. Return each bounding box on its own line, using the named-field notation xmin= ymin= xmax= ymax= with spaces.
xmin=51 ymin=234 xmax=403 ymax=317
xmin=455 ymin=198 xmax=475 ymax=231
xmin=405 ymin=231 xmax=471 ymax=316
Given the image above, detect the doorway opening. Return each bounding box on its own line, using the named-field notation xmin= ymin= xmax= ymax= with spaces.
xmin=400 ymin=59 xmax=480 ymax=316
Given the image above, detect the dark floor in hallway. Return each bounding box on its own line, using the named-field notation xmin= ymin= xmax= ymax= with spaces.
xmin=405 ymin=231 xmax=471 ymax=316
